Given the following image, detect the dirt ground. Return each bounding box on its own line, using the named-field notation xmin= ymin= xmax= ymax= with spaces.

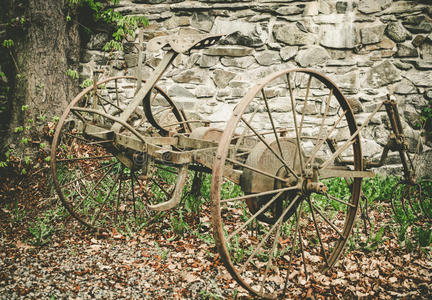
xmin=0 ymin=168 xmax=431 ymax=299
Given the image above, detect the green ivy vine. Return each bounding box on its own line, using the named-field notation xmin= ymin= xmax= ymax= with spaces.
xmin=68 ymin=0 xmax=148 ymax=51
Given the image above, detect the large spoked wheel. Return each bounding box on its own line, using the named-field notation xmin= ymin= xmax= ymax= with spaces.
xmin=51 ymin=76 xmax=189 ymax=230
xmin=211 ymin=69 xmax=362 ymax=298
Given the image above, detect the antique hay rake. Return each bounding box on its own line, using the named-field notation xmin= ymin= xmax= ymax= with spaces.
xmin=50 ymin=33 xmax=428 ymax=299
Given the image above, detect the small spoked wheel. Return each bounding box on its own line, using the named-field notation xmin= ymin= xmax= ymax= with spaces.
xmin=211 ymin=69 xmax=362 ymax=298
xmin=51 ymin=76 xmax=189 ymax=230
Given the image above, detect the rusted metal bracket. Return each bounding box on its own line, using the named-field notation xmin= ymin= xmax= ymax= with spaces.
xmin=147 ymin=164 xmax=189 ymax=211
xmin=147 ymin=33 xmax=224 ymax=53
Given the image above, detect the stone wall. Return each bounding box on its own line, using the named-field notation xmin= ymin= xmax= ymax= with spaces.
xmin=80 ymin=0 xmax=432 ymax=174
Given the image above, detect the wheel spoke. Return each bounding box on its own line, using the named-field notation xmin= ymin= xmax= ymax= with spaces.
xmin=310 ymin=202 xmax=344 ymax=239
xmin=151 ymin=177 xmax=172 ymax=200
xmin=227 ymin=192 xmax=283 ymax=242
xmin=305 ymin=109 xmax=347 ymax=167
xmin=295 ymin=201 xmax=309 ymax=279
xmin=131 ymin=170 xmax=137 ymax=218
xmin=298 ymin=75 xmax=312 ymax=138
xmin=56 ymin=155 xmax=114 ymax=163
xmin=233 ymin=100 xmax=261 ymax=156
xmin=240 ymin=194 xmax=300 ymax=273
xmin=221 ymin=185 xmax=300 ymax=203
xmin=153 ymin=106 xmax=173 ymax=117
xmin=60 ymin=162 xmax=117 ymax=189
xmin=240 ymin=117 xmax=298 ymax=179
xmin=282 ymin=204 xmax=302 ymax=297
xmin=319 ymin=101 xmax=385 ymax=169
xmin=305 ymin=88 xmax=332 ymax=169
xmin=91 ymin=171 xmax=121 ymax=226
xmin=320 ymin=139 xmax=355 ymax=169
xmin=262 ymin=89 xmax=284 ymax=159
xmin=322 ymin=192 xmax=355 ymax=207
xmin=226 ymin=157 xmax=288 ymax=183
xmin=260 ymin=220 xmax=283 ymax=294
xmin=97 ymin=94 xmax=123 ymax=112
xmin=115 ymin=166 xmax=124 ymax=223
xmin=73 ymin=163 xmax=117 ymax=212
xmin=287 ymin=73 xmax=304 ymax=173
xmin=306 ymin=196 xmax=328 ymax=266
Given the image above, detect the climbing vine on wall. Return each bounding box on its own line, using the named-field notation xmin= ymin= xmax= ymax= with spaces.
xmin=68 ymin=0 xmax=148 ymax=51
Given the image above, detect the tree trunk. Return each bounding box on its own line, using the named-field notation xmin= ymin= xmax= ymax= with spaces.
xmin=1 ymin=0 xmax=80 ymax=158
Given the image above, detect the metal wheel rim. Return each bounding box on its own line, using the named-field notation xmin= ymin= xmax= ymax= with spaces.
xmin=51 ymin=76 xmax=187 ymax=229
xmin=210 ymin=68 xmax=362 ymax=298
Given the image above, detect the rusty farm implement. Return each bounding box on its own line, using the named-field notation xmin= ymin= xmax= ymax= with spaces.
xmin=51 ymin=33 xmax=428 ymax=299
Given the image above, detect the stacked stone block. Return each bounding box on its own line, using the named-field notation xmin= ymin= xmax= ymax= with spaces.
xmin=80 ymin=0 xmax=432 ymax=174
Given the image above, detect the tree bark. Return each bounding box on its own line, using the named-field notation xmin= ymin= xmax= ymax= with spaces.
xmin=1 ymin=0 xmax=80 ymax=157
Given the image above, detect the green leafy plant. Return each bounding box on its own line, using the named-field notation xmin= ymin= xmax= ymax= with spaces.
xmin=28 ymin=217 xmax=54 ymax=245
xmin=66 ymin=69 xmax=79 ymax=80
xmin=80 ymin=78 xmax=94 ymax=88
xmin=169 ymin=209 xmax=190 ymax=236
xmin=2 ymin=39 xmax=14 ymax=48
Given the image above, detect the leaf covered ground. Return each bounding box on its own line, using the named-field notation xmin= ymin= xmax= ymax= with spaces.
xmin=0 ymin=168 xmax=431 ymax=299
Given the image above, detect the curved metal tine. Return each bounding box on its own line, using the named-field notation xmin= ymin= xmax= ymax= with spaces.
xmin=409 ymin=122 xmax=425 ymax=174
xmin=240 ymin=117 xmax=299 ymax=179
xmin=240 ymin=194 xmax=301 ymax=273
xmin=147 ymin=88 xmax=158 ymax=105
xmin=262 ymin=89 xmax=284 ymax=159
xmin=306 ymin=196 xmax=329 ymax=266
xmin=401 ymin=186 xmax=410 ymax=217
xmin=287 ymin=73 xmax=304 ymax=173
xmin=227 ymin=191 xmax=283 ymax=242
xmin=91 ymin=80 xmax=108 ymax=114
xmin=151 ymin=177 xmax=172 ymax=200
